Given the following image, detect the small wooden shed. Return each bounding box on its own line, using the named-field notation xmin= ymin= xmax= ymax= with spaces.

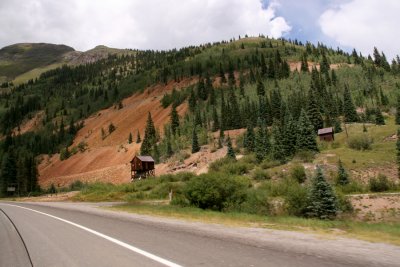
xmin=318 ymin=127 xmax=334 ymax=141
xmin=130 ymin=155 xmax=155 ymax=180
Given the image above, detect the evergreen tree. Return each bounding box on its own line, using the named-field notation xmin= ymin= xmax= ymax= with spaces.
xmin=301 ymin=53 xmax=309 ymax=72
xmin=307 ymin=89 xmax=323 ymax=131
xmin=282 ymin=113 xmax=297 ymax=157
xmin=375 ymin=108 xmax=385 ymax=125
xmin=0 ymin=151 xmax=17 ymax=196
xmin=396 ymin=95 xmax=400 ymax=125
xmin=136 ymin=130 xmax=141 ymax=143
xmin=128 ymin=132 xmax=133 ymax=144
xmin=334 ymin=119 xmax=342 ymax=133
xmin=296 ymin=109 xmax=318 ymax=152
xmin=336 ymin=159 xmax=349 ymax=185
xmin=211 ymin=107 xmax=219 ymax=132
xmin=166 ymin=139 xmax=173 ymax=157
xmin=226 ymin=137 xmax=236 ymax=159
xmin=271 ymin=123 xmax=286 ymax=162
xmin=191 ymin=127 xmax=200 ymax=153
xmin=256 ymin=80 xmax=265 ymax=96
xmin=343 ymin=85 xmax=358 ymax=122
xmin=140 ymin=112 xmax=156 ymax=155
xmin=170 ymin=104 xmax=180 ymax=135
xmin=397 ymin=129 xmax=400 ymax=180
xmin=306 ymin=167 xmax=338 ymax=219
xmin=188 ymin=88 xmax=196 ymax=112
xmin=255 ymin=121 xmax=270 ymax=162
xmin=243 ymin=123 xmax=255 ymax=152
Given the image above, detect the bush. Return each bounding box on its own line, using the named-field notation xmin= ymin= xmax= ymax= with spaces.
xmin=184 ymin=173 xmax=249 ymax=211
xmin=285 ymin=184 xmax=308 ymax=216
xmin=347 ymin=134 xmax=373 ymax=150
xmin=336 ymin=181 xmax=365 ymax=194
xmin=69 ymin=180 xmax=86 ymax=191
xmin=252 ymin=167 xmax=271 ymax=181
xmin=369 ymin=174 xmax=391 ymax=192
xmin=290 ymin=164 xmax=307 ymax=183
xmin=237 ymin=188 xmax=270 ymax=215
xmin=208 ymin=157 xmax=235 ymax=172
xmin=294 ymin=150 xmax=315 ymax=163
xmin=259 ymin=177 xmax=299 ymax=197
xmin=259 ymin=159 xmax=281 ymax=169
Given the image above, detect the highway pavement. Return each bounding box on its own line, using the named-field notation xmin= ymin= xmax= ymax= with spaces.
xmin=0 ymin=202 xmax=399 ymax=267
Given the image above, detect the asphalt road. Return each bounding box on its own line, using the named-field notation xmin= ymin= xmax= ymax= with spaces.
xmin=0 ymin=202 xmax=399 ymax=267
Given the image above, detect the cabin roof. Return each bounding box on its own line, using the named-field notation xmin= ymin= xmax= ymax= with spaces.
xmin=131 ymin=155 xmax=155 ymax=163
xmin=317 ymin=127 xmax=334 ymax=135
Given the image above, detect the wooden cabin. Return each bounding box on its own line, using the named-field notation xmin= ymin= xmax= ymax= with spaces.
xmin=130 ymin=155 xmax=155 ymax=180
xmin=317 ymin=127 xmax=334 ymax=141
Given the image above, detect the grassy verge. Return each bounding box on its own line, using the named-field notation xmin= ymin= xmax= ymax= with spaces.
xmin=109 ymin=203 xmax=400 ymax=246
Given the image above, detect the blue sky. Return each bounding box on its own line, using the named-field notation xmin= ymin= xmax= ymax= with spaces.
xmin=265 ymin=0 xmax=399 ymax=59
xmin=0 ymin=0 xmax=398 ymax=59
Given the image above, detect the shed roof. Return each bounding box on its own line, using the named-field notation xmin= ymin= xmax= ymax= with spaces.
xmin=317 ymin=127 xmax=334 ymax=135
xmin=132 ymin=155 xmax=155 ymax=162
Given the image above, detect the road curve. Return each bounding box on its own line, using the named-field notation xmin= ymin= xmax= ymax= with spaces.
xmin=0 ymin=202 xmax=399 ymax=267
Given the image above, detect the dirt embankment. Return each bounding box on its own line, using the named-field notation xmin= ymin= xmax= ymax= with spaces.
xmin=38 ymin=79 xmax=196 ymax=188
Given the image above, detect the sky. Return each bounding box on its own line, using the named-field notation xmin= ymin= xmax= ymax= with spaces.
xmin=0 ymin=0 xmax=399 ymax=60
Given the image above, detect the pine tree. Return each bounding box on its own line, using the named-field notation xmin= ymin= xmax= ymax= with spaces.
xmin=301 ymin=53 xmax=309 ymax=72
xmin=397 ymin=129 xmax=400 ymax=180
xmin=336 ymin=160 xmax=349 ymax=185
xmin=140 ymin=112 xmax=156 ymax=155
xmin=334 ymin=119 xmax=342 ymax=133
xmin=343 ymin=85 xmax=358 ymax=122
xmin=296 ymin=110 xmax=318 ymax=152
xmin=375 ymin=108 xmax=385 ymax=125
xmin=283 ymin=113 xmax=297 ymax=157
xmin=188 ymin=88 xmax=196 ymax=112
xmin=170 ymin=104 xmax=180 ymax=135
xmin=0 ymin=151 xmax=17 ymax=196
xmin=136 ymin=130 xmax=141 ymax=143
xmin=166 ymin=139 xmax=173 ymax=157
xmin=226 ymin=137 xmax=236 ymax=159
xmin=396 ymin=95 xmax=400 ymax=125
xmin=307 ymin=167 xmax=338 ymax=219
xmin=255 ymin=121 xmax=270 ymax=162
xmin=271 ymin=123 xmax=286 ymax=162
xmin=256 ymin=80 xmax=265 ymax=96
xmin=128 ymin=132 xmax=133 ymax=144
xmin=211 ymin=107 xmax=219 ymax=132
xmin=243 ymin=123 xmax=255 ymax=152
xmin=191 ymin=127 xmax=200 ymax=153
xmin=307 ymin=89 xmax=323 ymax=132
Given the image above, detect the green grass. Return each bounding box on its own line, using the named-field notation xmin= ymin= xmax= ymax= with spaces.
xmin=318 ymin=117 xmax=397 ymax=170
xmin=13 ymin=62 xmax=64 ymax=85
xmin=109 ymin=203 xmax=400 ymax=246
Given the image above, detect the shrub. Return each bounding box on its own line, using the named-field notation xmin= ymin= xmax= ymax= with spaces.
xmin=259 ymin=177 xmax=299 ymax=197
xmin=184 ymin=173 xmax=249 ymax=211
xmin=285 ymin=184 xmax=308 ymax=216
xmin=347 ymin=134 xmax=373 ymax=150
xmin=336 ymin=181 xmax=365 ymax=194
xmin=369 ymin=174 xmax=391 ymax=192
xmin=252 ymin=167 xmax=271 ymax=181
xmin=238 ymin=188 xmax=270 ymax=215
xmin=259 ymin=159 xmax=281 ymax=169
xmin=208 ymin=157 xmax=236 ymax=172
xmin=290 ymin=164 xmax=307 ymax=183
xmin=69 ymin=180 xmax=85 ymax=191
xmin=222 ymin=161 xmax=253 ymax=175
xmin=294 ymin=150 xmax=315 ymax=163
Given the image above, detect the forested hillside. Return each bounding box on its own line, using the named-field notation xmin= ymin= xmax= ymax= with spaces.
xmin=1 ymin=36 xmax=400 ymax=197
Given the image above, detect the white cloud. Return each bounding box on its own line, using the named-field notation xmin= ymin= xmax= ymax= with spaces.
xmin=0 ymin=0 xmax=291 ymax=51
xmin=319 ymin=0 xmax=400 ymax=60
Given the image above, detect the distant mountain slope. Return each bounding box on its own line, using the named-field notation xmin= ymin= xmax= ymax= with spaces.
xmin=0 ymin=43 xmax=135 ymax=84
xmin=0 ymin=43 xmax=74 ymax=82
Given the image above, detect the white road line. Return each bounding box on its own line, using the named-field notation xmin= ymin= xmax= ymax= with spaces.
xmin=2 ymin=204 xmax=183 ymax=267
